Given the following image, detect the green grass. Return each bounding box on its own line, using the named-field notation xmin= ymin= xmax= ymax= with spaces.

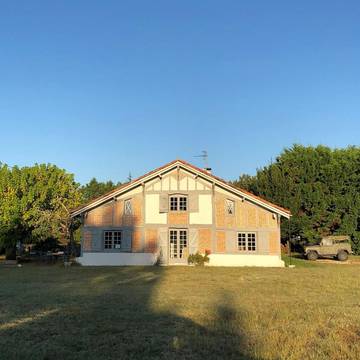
xmin=282 ymin=253 xmax=319 ymax=267
xmin=1 ymin=264 xmax=360 ymax=360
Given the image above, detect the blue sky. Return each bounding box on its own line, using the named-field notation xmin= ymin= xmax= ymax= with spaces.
xmin=1 ymin=1 xmax=359 ymax=184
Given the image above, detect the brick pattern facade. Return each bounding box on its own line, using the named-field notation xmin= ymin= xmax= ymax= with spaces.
xmin=83 ymin=230 xmax=92 ymax=251
xmin=216 ymin=231 xmax=226 ymax=253
xmin=145 ymin=229 xmax=158 ymax=253
xmin=269 ymin=231 xmax=280 ymax=254
xmin=132 ymin=230 xmax=143 ymax=252
xmin=168 ymin=212 xmax=189 ymax=226
xmin=198 ymin=229 xmax=211 ymax=253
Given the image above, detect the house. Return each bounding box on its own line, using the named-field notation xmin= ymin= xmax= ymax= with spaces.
xmin=71 ymin=160 xmax=291 ymax=267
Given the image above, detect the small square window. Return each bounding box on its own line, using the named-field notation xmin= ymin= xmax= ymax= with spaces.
xmin=226 ymin=199 xmax=235 ymax=215
xmin=237 ymin=232 xmax=256 ymax=252
xmin=104 ymin=230 xmax=122 ymax=249
xmin=169 ymin=195 xmax=187 ymax=211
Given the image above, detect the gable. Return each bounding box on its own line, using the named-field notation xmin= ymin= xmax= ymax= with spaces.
xmin=71 ymin=159 xmax=290 ymax=219
xmin=145 ymin=168 xmax=212 ymax=192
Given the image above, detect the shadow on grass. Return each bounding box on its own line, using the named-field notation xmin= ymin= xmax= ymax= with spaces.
xmin=0 ymin=266 xmax=258 ymax=360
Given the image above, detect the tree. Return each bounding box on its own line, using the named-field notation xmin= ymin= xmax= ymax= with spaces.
xmin=80 ymin=178 xmax=120 ymax=203
xmin=233 ymin=145 xmax=360 ymax=253
xmin=0 ymin=163 xmax=82 ymax=258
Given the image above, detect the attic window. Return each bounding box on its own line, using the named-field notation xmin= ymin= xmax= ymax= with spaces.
xmin=124 ymin=199 xmax=132 ymax=215
xmin=170 ymin=195 xmax=187 ymax=211
xmin=226 ymin=199 xmax=235 ymax=215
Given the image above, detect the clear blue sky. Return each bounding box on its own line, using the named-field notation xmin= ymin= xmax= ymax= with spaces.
xmin=1 ymin=1 xmax=359 ymax=184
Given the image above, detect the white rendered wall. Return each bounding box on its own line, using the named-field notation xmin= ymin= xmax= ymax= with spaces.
xmin=189 ymin=194 xmax=212 ymax=224
xmin=77 ymin=253 xmax=157 ymax=266
xmin=145 ymin=194 xmax=167 ymax=224
xmin=208 ymin=254 xmax=285 ymax=267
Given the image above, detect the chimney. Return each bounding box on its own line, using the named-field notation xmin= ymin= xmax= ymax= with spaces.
xmin=204 ymin=167 xmax=212 ymax=174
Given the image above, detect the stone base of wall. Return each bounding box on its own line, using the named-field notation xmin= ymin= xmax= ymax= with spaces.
xmin=77 ymin=253 xmax=158 ymax=266
xmin=207 ymin=254 xmax=285 ymax=267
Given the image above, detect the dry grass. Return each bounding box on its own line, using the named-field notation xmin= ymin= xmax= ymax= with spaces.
xmin=1 ymin=263 xmax=360 ymax=359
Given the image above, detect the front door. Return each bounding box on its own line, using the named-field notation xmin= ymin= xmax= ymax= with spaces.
xmin=169 ymin=229 xmax=188 ymax=264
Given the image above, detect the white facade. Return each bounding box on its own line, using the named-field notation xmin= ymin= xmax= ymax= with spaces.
xmin=77 ymin=253 xmax=158 ymax=266
xmin=208 ymin=254 xmax=285 ymax=267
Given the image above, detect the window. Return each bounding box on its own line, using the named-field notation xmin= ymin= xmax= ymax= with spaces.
xmin=124 ymin=199 xmax=132 ymax=215
xmin=226 ymin=199 xmax=235 ymax=215
xmin=237 ymin=232 xmax=256 ymax=252
xmin=169 ymin=195 xmax=187 ymax=211
xmin=104 ymin=231 xmax=122 ymax=249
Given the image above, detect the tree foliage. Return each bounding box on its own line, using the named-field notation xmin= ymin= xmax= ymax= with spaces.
xmin=80 ymin=178 xmax=120 ymax=203
xmin=0 ymin=163 xmax=81 ymax=256
xmin=234 ymin=145 xmax=360 ymax=253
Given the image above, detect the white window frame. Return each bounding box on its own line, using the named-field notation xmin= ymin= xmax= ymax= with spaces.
xmin=104 ymin=230 xmax=122 ymax=250
xmin=237 ymin=232 xmax=257 ymax=252
xmin=169 ymin=195 xmax=188 ymax=212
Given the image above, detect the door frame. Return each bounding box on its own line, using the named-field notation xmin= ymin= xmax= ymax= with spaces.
xmin=168 ymin=228 xmax=188 ymax=264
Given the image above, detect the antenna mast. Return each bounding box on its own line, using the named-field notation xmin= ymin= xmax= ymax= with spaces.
xmin=194 ymin=151 xmax=211 ymax=173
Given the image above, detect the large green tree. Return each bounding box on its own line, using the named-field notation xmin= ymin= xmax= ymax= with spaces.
xmin=0 ymin=163 xmax=81 ymax=258
xmin=234 ymin=145 xmax=360 ymax=253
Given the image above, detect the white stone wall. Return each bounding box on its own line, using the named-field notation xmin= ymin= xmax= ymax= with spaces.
xmin=77 ymin=253 xmax=158 ymax=266
xmin=208 ymin=254 xmax=285 ymax=267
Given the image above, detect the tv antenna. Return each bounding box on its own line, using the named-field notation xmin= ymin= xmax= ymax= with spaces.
xmin=194 ymin=150 xmax=209 ymax=168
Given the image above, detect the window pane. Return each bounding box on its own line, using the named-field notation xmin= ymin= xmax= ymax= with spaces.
xmin=170 ymin=197 xmax=178 ymax=211
xmin=238 ymin=233 xmax=246 ymax=251
xmin=179 ymin=230 xmax=187 ymax=258
xmin=113 ymin=231 xmax=122 ymax=249
xmin=247 ymin=233 xmax=256 ymax=251
xmin=179 ymin=197 xmax=187 ymax=211
xmin=104 ymin=231 xmax=113 ymax=249
xmin=170 ymin=230 xmax=178 ymax=258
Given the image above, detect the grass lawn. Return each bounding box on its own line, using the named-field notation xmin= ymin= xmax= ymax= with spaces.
xmin=1 ymin=264 xmax=360 ymax=360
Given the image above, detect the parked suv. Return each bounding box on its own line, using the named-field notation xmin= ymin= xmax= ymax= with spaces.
xmin=304 ymin=236 xmax=352 ymax=261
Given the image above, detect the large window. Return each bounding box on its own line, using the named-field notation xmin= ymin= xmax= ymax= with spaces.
xmin=237 ymin=232 xmax=257 ymax=252
xmin=169 ymin=195 xmax=187 ymax=211
xmin=104 ymin=231 xmax=122 ymax=249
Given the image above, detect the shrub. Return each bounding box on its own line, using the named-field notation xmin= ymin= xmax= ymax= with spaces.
xmin=188 ymin=252 xmax=210 ymax=266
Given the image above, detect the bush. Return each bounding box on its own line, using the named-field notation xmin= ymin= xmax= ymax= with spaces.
xmin=188 ymin=251 xmax=210 ymax=266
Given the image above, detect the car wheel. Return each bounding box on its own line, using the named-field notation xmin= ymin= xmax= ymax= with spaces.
xmin=337 ymin=250 xmax=348 ymax=261
xmin=307 ymin=251 xmax=318 ymax=261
